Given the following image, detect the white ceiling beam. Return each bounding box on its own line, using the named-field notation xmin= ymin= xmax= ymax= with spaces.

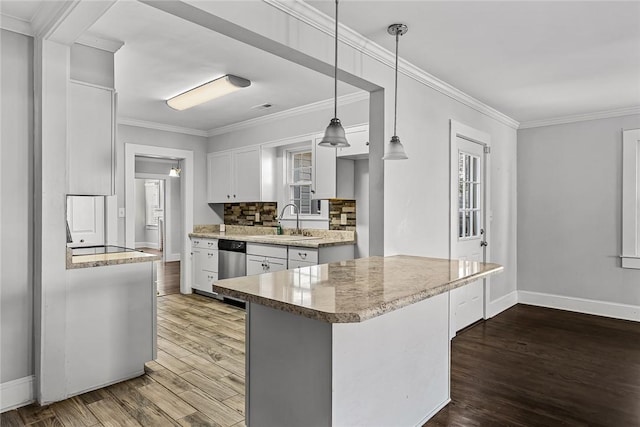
xmin=31 ymin=0 xmax=117 ymax=45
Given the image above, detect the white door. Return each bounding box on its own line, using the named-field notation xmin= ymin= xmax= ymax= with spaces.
xmin=450 ymin=124 xmax=489 ymax=337
xmin=67 ymin=196 xmax=105 ymax=247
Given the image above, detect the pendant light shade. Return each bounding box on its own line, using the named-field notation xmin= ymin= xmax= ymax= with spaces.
xmin=383 ymin=23 xmax=409 ymax=161
xmin=319 ymin=0 xmax=350 ymax=148
xmin=318 ymin=118 xmax=348 ymax=147
xmin=169 ymin=161 xmax=181 ymax=178
xmin=383 ymin=136 xmax=408 ymax=160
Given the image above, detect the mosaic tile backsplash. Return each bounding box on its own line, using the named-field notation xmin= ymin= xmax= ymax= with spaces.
xmin=329 ymin=199 xmax=356 ymax=231
xmin=224 ymin=202 xmax=278 ymax=226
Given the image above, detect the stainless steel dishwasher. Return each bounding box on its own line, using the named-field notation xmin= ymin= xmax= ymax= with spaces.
xmin=218 ymin=239 xmax=247 ymax=279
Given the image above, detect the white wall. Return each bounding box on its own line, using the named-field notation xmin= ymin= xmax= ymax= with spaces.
xmin=1 ymin=29 xmax=34 ymax=384
xmin=116 ymin=124 xmax=220 ymax=245
xmin=354 ymin=159 xmax=369 ymax=258
xmin=518 ymin=115 xmax=640 ymax=306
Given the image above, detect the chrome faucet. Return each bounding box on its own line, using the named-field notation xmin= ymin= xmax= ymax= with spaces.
xmin=278 ymin=203 xmax=301 ymax=235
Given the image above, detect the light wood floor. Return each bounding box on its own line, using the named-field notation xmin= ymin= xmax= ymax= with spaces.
xmin=3 ymin=297 xmax=639 ymax=426
xmin=1 ymin=294 xmax=246 ymax=427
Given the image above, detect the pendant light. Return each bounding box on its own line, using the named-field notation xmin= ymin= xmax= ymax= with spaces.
xmin=318 ymin=0 xmax=350 ymax=148
xmin=169 ymin=160 xmax=181 ymax=178
xmin=383 ymin=23 xmax=409 ymax=160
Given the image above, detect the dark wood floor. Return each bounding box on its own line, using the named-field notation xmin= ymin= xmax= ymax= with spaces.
xmin=2 ymin=299 xmax=638 ymax=426
xmin=426 ymin=304 xmax=640 ymax=427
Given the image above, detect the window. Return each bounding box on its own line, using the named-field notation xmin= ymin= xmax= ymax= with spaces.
xmin=458 ymin=151 xmax=481 ymax=239
xmin=145 ymin=180 xmax=163 ymax=228
xmin=622 ymin=129 xmax=640 ymax=269
xmin=288 ymin=149 xmax=320 ymax=215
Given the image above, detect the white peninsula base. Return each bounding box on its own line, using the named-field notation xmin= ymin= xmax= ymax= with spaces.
xmin=246 ymin=292 xmax=450 ymax=427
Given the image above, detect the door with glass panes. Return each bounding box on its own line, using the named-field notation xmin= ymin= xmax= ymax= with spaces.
xmin=450 ymin=135 xmax=487 ymax=336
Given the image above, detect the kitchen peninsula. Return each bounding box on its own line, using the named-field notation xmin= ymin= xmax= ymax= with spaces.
xmin=64 ymin=246 xmax=159 ymax=398
xmin=213 ymin=255 xmax=503 ymax=426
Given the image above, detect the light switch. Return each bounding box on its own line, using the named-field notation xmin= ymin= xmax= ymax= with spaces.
xmin=118 ymin=208 xmax=125 ymax=218
xmin=255 ymin=212 xmax=260 ymax=222
xmin=340 ymin=213 xmax=347 ymax=225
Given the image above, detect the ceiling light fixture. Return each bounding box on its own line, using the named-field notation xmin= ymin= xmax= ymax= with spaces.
xmin=318 ymin=0 xmax=350 ymax=148
xmin=383 ymin=23 xmax=409 ymax=160
xmin=169 ymin=161 xmax=181 ymax=178
xmin=166 ymin=74 xmax=251 ymax=111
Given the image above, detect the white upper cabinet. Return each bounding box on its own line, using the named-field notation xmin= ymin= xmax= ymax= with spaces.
xmin=337 ymin=125 xmax=369 ymax=159
xmin=208 ymin=146 xmax=261 ymax=203
xmin=67 ymin=81 xmax=115 ymax=195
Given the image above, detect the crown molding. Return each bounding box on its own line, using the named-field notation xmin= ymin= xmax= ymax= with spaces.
xmin=207 ymin=91 xmax=369 ymax=137
xmin=118 ymin=118 xmax=209 ymax=137
xmin=0 ymin=14 xmax=34 ymax=36
xmin=518 ymin=106 xmax=640 ymax=129
xmin=263 ymin=0 xmax=520 ymax=130
xmin=76 ymin=32 xmax=124 ymax=53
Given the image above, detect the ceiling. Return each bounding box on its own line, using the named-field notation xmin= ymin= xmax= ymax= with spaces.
xmin=2 ymin=1 xmax=639 ymax=128
xmin=307 ymin=0 xmax=640 ymax=123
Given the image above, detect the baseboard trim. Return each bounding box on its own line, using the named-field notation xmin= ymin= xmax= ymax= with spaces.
xmin=135 ymin=242 xmax=160 ymax=250
xmin=414 ymin=398 xmax=451 ymax=427
xmin=487 ymin=291 xmax=518 ymax=318
xmin=1 ymin=375 xmax=34 ymax=413
xmin=518 ymin=291 xmax=640 ymax=322
xmin=165 ymin=253 xmax=180 ymax=262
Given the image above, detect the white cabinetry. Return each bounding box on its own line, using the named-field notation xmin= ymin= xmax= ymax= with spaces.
xmin=288 ymin=247 xmax=318 ymax=269
xmin=191 ymin=238 xmax=218 ymax=293
xmin=67 ymin=80 xmax=115 ymax=195
xmin=337 ymin=125 xmax=369 ymax=159
xmin=207 ymin=147 xmax=261 ymax=203
xmin=246 ymin=243 xmax=288 ymax=276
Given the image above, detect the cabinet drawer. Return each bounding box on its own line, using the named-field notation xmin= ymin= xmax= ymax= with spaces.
xmin=288 ymin=247 xmax=318 ymax=264
xmin=247 ymin=243 xmax=287 ymax=259
xmin=288 ymin=259 xmax=316 ymax=269
xmin=202 ymin=249 xmax=218 ymax=272
xmin=192 ymin=238 xmax=217 ymax=249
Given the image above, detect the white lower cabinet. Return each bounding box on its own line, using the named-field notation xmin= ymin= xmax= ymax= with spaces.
xmin=247 ymin=243 xmax=288 ymax=276
xmin=191 ymin=238 xmax=218 ymax=293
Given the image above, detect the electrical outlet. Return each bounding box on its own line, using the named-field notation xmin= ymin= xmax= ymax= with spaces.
xmin=255 ymin=212 xmax=260 ymax=222
xmin=340 ymin=213 xmax=347 ymax=225
xmin=118 ymin=208 xmax=125 ymax=218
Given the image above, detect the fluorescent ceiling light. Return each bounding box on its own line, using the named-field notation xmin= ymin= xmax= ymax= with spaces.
xmin=166 ymin=74 xmax=251 ymax=111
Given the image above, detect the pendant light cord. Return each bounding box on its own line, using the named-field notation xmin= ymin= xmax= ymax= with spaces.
xmin=393 ymin=30 xmax=399 ymax=136
xmin=333 ymin=0 xmax=339 ymax=119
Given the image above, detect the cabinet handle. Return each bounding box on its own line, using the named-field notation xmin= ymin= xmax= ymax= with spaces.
xmin=233 ymin=194 xmax=236 ymax=198
xmin=227 ymin=195 xmax=230 ymax=199
xmin=299 ymin=252 xmax=307 ymax=259
xmin=366 ymin=141 xmax=370 ymax=146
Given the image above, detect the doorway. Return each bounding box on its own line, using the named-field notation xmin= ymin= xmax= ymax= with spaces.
xmin=449 ymin=120 xmax=491 ymax=337
xmin=134 ymin=156 xmax=183 ymax=295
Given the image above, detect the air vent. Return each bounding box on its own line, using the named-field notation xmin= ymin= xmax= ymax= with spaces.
xmin=251 ymin=103 xmax=273 ymax=111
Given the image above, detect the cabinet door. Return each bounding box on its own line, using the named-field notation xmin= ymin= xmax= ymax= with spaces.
xmin=233 ymin=147 xmax=261 ymax=202
xmin=288 ymin=259 xmax=316 ymax=269
xmin=68 ymin=81 xmax=114 ymax=195
xmin=208 ymin=152 xmax=233 ymax=203
xmin=264 ymin=257 xmax=287 ymax=273
xmin=312 ymin=137 xmax=337 ymax=199
xmin=337 ymin=127 xmax=369 ymax=159
xmin=191 ymin=247 xmax=207 ymax=291
xmin=247 ymin=255 xmax=267 ymax=276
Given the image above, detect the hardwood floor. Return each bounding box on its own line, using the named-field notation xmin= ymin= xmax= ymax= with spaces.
xmin=426 ymin=304 xmax=640 ymax=427
xmin=155 ymin=261 xmax=180 ymax=296
xmin=2 ymin=299 xmax=639 ymax=426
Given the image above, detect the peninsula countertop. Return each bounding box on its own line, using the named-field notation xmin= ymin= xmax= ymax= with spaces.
xmin=66 ymin=246 xmax=160 ymax=269
xmin=213 ymin=255 xmax=503 ymax=323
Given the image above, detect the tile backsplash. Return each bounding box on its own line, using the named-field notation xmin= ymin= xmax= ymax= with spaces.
xmin=224 ymin=202 xmax=278 ymax=226
xmin=329 ymin=199 xmax=356 ymax=231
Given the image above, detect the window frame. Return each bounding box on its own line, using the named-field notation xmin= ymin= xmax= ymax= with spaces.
xmin=285 ymin=147 xmax=321 ymax=217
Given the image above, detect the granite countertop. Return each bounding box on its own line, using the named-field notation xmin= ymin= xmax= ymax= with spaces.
xmin=66 ymin=246 xmax=160 ymax=269
xmin=189 ymin=225 xmax=356 ymax=248
xmin=213 ymin=255 xmax=503 ymax=323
